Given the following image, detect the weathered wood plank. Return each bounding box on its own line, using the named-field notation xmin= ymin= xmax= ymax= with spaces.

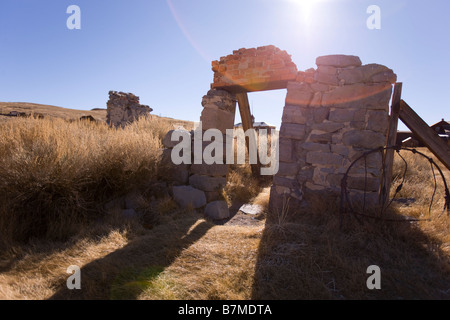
xmin=235 ymin=92 xmax=253 ymax=132
xmin=399 ymin=100 xmax=450 ymax=171
xmin=380 ymin=83 xmax=402 ymax=208
xmin=235 ymin=92 xmax=260 ymax=176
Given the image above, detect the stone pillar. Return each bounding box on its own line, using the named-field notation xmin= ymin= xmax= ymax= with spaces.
xmin=192 ymin=89 xmax=236 ymax=205
xmin=165 ymin=89 xmax=236 ymax=220
xmin=270 ymin=55 xmax=397 ymax=215
xmin=106 ymin=91 xmax=153 ymax=128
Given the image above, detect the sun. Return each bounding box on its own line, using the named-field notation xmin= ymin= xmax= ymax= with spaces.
xmin=287 ymin=0 xmax=321 ymax=23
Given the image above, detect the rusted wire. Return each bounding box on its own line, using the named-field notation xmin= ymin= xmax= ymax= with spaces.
xmin=339 ymin=146 xmax=450 ymax=227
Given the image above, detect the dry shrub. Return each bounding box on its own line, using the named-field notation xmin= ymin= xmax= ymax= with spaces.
xmin=391 ymin=148 xmax=449 ymax=214
xmin=224 ymin=165 xmax=262 ymax=204
xmin=0 ymin=116 xmax=166 ymax=242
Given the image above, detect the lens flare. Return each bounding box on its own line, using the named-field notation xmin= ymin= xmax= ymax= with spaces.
xmin=166 ymin=0 xmax=211 ymax=62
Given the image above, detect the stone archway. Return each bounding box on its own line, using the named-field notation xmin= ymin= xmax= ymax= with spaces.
xmin=174 ymin=46 xmax=397 ymax=219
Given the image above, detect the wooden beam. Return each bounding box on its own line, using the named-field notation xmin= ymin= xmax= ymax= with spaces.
xmin=380 ymin=83 xmax=402 ymax=209
xmin=399 ymin=100 xmax=450 ymax=171
xmin=235 ymin=92 xmax=253 ymax=132
xmin=213 ymin=79 xmax=291 ymax=93
xmin=235 ymin=92 xmax=260 ymax=176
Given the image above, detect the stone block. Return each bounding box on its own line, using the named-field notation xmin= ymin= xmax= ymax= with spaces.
xmin=313 ymin=107 xmax=330 ymax=123
xmin=173 ymin=185 xmax=207 ymax=209
xmin=331 ymin=144 xmax=350 ymax=157
xmin=342 ymin=130 xmax=386 ymax=149
xmin=200 ymin=107 xmax=236 ymax=133
xmin=285 ymin=82 xmax=313 ymax=106
xmin=278 ymin=162 xmax=299 ymax=177
xmin=302 ymin=142 xmax=331 ymax=152
xmin=321 ymin=83 xmax=392 ymax=109
xmin=190 ymin=163 xmax=229 ymax=177
xmin=282 ymin=105 xmax=309 ymax=124
xmin=317 ymin=66 xmax=337 ymax=75
xmin=189 ymin=174 xmax=227 ymax=192
xmin=310 ymin=83 xmax=330 ymax=92
xmin=306 ymin=151 xmax=344 ymax=166
xmin=329 ymin=109 xmax=355 ymax=123
xmin=308 ymin=131 xmax=333 ymax=144
xmin=280 ymin=123 xmax=306 ymax=140
xmin=297 ymin=166 xmax=315 ymax=181
xmin=311 ymin=122 xmax=345 ymax=133
xmin=316 ymin=55 xmax=362 ymax=68
xmin=205 ymin=201 xmax=230 ymax=220
xmin=314 ymin=72 xmax=339 ymax=86
xmin=273 ymin=175 xmax=298 ymax=189
xmin=279 ymin=138 xmax=294 ymax=163
xmin=338 ymin=64 xmax=396 ymax=85
xmin=367 ymin=110 xmax=389 ymax=134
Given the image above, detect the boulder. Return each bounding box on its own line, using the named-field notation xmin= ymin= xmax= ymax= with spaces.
xmin=189 ymin=174 xmax=227 ymax=192
xmin=239 ymin=204 xmax=264 ymax=216
xmin=205 ymin=201 xmax=230 ymax=220
xmin=190 ymin=163 xmax=229 ymax=176
xmin=172 ymin=185 xmax=207 ymax=209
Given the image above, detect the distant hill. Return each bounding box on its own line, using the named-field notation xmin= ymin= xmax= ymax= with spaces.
xmin=0 ymin=102 xmax=194 ymax=129
xmin=0 ymin=102 xmax=107 ymax=122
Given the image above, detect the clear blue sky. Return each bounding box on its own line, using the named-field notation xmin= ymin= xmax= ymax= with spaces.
xmin=0 ymin=0 xmax=449 ymax=131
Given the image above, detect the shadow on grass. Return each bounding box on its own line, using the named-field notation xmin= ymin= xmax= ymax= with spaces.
xmin=251 ymin=195 xmax=450 ymax=300
xmin=48 ymin=211 xmax=213 ymax=300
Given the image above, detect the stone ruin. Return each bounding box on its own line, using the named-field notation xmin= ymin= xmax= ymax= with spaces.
xmin=163 ymin=45 xmax=397 ymax=219
xmin=106 ymin=91 xmax=153 ymax=128
xmin=271 ymin=55 xmax=396 ymax=213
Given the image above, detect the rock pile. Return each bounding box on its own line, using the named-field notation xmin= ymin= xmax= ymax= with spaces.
xmin=106 ymin=91 xmax=153 ymax=128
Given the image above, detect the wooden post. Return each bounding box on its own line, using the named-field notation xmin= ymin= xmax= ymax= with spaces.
xmin=399 ymin=100 xmax=450 ymax=171
xmin=236 ymin=92 xmax=253 ymax=132
xmin=235 ymin=92 xmax=260 ymax=176
xmin=380 ymin=83 xmax=402 ymax=209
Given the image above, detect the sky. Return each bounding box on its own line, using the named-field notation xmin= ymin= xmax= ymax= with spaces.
xmin=0 ymin=0 xmax=449 ymax=131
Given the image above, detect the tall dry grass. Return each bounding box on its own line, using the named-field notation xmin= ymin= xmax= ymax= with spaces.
xmin=252 ymin=148 xmax=450 ymax=299
xmin=0 ymin=116 xmax=171 ymax=242
xmin=0 ymin=115 xmax=448 ymax=300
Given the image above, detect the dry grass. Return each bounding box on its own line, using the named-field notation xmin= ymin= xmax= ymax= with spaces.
xmin=0 ymin=109 xmax=448 ymax=300
xmin=253 ymin=148 xmax=450 ymax=299
xmin=0 ymin=116 xmax=171 ymax=242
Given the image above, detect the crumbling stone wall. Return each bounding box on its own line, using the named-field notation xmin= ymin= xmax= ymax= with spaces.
xmin=162 ymin=89 xmax=235 ymax=220
xmin=106 ymin=91 xmax=153 ymax=128
xmin=270 ymin=55 xmax=397 ymax=213
xmin=164 ymin=46 xmax=397 ymax=220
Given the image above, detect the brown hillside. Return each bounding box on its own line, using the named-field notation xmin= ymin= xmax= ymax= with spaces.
xmin=0 ymin=102 xmax=194 ymax=129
